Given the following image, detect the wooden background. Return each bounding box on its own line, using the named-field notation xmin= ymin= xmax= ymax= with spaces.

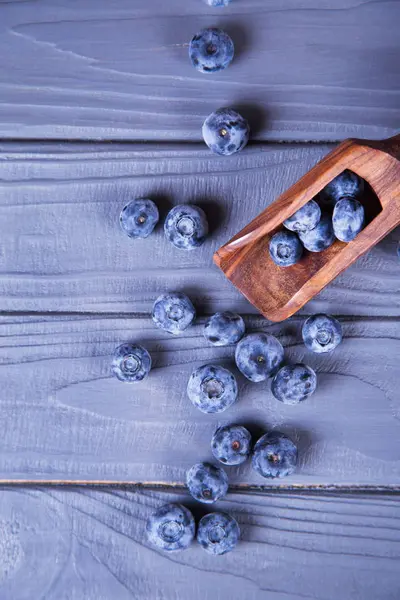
xmin=0 ymin=0 xmax=399 ymax=598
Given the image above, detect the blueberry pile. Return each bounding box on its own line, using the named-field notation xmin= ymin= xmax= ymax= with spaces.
xmin=112 ymin=1 xmax=368 ymax=557
xmin=112 ymin=292 xmax=344 ymax=554
xmin=146 ymin=502 xmax=240 ymax=555
xmin=120 ymin=200 xmax=209 ymax=250
xmin=270 ymin=170 xmax=366 ymax=266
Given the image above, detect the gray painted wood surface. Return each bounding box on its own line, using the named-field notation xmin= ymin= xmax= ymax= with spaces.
xmin=0 ymin=487 xmax=399 ymax=600
xmin=0 ymin=0 xmax=399 ymax=142
xmin=1 ymin=314 xmax=399 ymax=485
xmin=1 ymin=0 xmax=400 ymax=595
xmin=1 ymin=142 xmax=399 ymax=315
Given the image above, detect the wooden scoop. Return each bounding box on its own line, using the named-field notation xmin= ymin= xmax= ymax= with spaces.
xmin=214 ymin=135 xmax=400 ymax=322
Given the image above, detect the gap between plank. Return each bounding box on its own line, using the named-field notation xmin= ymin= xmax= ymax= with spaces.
xmin=0 ymin=311 xmax=398 ymax=322
xmin=0 ymin=138 xmax=339 ymax=147
xmin=0 ymin=481 xmax=399 ymax=495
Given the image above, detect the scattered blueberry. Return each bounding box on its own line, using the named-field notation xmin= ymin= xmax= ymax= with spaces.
xmin=186 ymin=462 xmax=229 ymax=504
xmin=204 ymin=311 xmax=245 ymax=346
xmin=269 ymin=230 xmax=303 ymax=267
xmin=205 ymin=0 xmax=232 ymax=5
xmin=298 ymin=212 xmax=335 ymax=252
xmin=187 ymin=364 xmax=238 ymax=414
xmin=211 ymin=424 xmax=252 ymax=465
xmin=197 ymin=512 xmax=240 ymax=555
xmin=319 ymin=169 xmax=365 ymax=209
xmin=271 ymin=364 xmax=317 ymax=404
xmin=189 ymin=28 xmax=234 ymax=74
xmin=302 ymin=313 xmax=342 ymax=354
xmin=164 ymin=204 xmax=208 ymax=250
xmin=112 ymin=343 xmax=151 ymax=383
xmin=152 ymin=292 xmax=196 ymax=335
xmin=146 ymin=503 xmax=195 ymax=552
xmin=202 ymin=108 xmax=250 ymax=156
xmin=332 ymin=197 xmax=365 ymax=242
xmin=283 ymin=199 xmax=321 ymax=234
xmin=235 ymin=333 xmax=284 ymax=382
xmin=252 ymin=431 xmax=298 ymax=479
xmin=119 ymin=198 xmax=159 ymax=239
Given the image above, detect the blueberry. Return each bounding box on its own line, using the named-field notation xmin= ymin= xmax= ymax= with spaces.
xmin=252 ymin=432 xmax=297 ymax=479
xmin=235 ymin=333 xmax=284 ymax=382
xmin=205 ymin=0 xmax=232 ymax=5
xmin=398 ymin=241 xmax=400 ymax=259
xmin=332 ymin=197 xmax=365 ymax=242
xmin=269 ymin=230 xmax=303 ymax=267
xmin=319 ymin=169 xmax=365 ymax=209
xmin=186 ymin=462 xmax=229 ymax=504
xmin=211 ymin=424 xmax=252 ymax=465
xmin=302 ymin=313 xmax=342 ymax=354
xmin=271 ymin=364 xmax=317 ymax=404
xmin=283 ymin=199 xmax=321 ymax=234
xmin=204 ymin=311 xmax=245 ymax=346
xmin=112 ymin=343 xmax=151 ymax=383
xmin=119 ymin=198 xmax=159 ymax=239
xmin=164 ymin=205 xmax=208 ymax=250
xmin=298 ymin=212 xmax=335 ymax=252
xmin=202 ymin=108 xmax=250 ymax=156
xmin=146 ymin=503 xmax=195 ymax=552
xmin=197 ymin=512 xmax=240 ymax=555
xmin=187 ymin=364 xmax=238 ymax=414
xmin=189 ymin=28 xmax=234 ymax=74
xmin=152 ymin=292 xmax=196 ymax=335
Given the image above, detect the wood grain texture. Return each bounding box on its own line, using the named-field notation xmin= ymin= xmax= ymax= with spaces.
xmin=1 ymin=314 xmax=399 ymax=484
xmin=215 ymin=135 xmax=400 ymax=321
xmin=0 ymin=142 xmax=399 ymax=316
xmin=0 ymin=0 xmax=399 ymax=142
xmin=0 ymin=487 xmax=399 ymax=600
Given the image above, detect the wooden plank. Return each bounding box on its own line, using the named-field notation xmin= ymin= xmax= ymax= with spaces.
xmin=0 ymin=487 xmax=399 ymax=599
xmin=0 ymin=142 xmax=399 ymax=316
xmin=1 ymin=314 xmax=399 ymax=484
xmin=0 ymin=0 xmax=399 ymax=142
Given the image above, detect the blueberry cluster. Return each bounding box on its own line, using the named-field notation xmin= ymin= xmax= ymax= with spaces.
xmin=112 ymin=297 xmax=345 ymax=554
xmin=147 ymin=502 xmax=240 ymax=555
xmin=115 ymin=1 xmax=356 ymax=555
xmin=120 ymin=199 xmax=209 ymax=250
xmin=187 ymin=5 xmax=250 ymax=157
xmin=270 ymin=170 xmax=366 ymax=267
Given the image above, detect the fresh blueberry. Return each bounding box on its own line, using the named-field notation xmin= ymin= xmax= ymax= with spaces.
xmin=319 ymin=169 xmax=365 ymax=209
xmin=269 ymin=230 xmax=303 ymax=267
xmin=302 ymin=313 xmax=342 ymax=354
xmin=112 ymin=343 xmax=151 ymax=383
xmin=235 ymin=333 xmax=284 ymax=382
xmin=189 ymin=28 xmax=234 ymax=74
xmin=119 ymin=198 xmax=159 ymax=239
xmin=204 ymin=311 xmax=245 ymax=346
xmin=252 ymin=431 xmax=298 ymax=479
xmin=197 ymin=512 xmax=240 ymax=555
xmin=398 ymin=241 xmax=400 ymax=259
xmin=283 ymin=199 xmax=321 ymax=234
xmin=332 ymin=197 xmax=365 ymax=242
xmin=146 ymin=503 xmax=195 ymax=552
xmin=164 ymin=204 xmax=208 ymax=250
xmin=271 ymin=364 xmax=317 ymax=404
xmin=202 ymin=108 xmax=250 ymax=156
xmin=186 ymin=462 xmax=229 ymax=504
xmin=298 ymin=212 xmax=335 ymax=252
xmin=187 ymin=364 xmax=238 ymax=414
xmin=211 ymin=424 xmax=252 ymax=465
xmin=205 ymin=0 xmax=232 ymax=5
xmin=152 ymin=292 xmax=196 ymax=335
